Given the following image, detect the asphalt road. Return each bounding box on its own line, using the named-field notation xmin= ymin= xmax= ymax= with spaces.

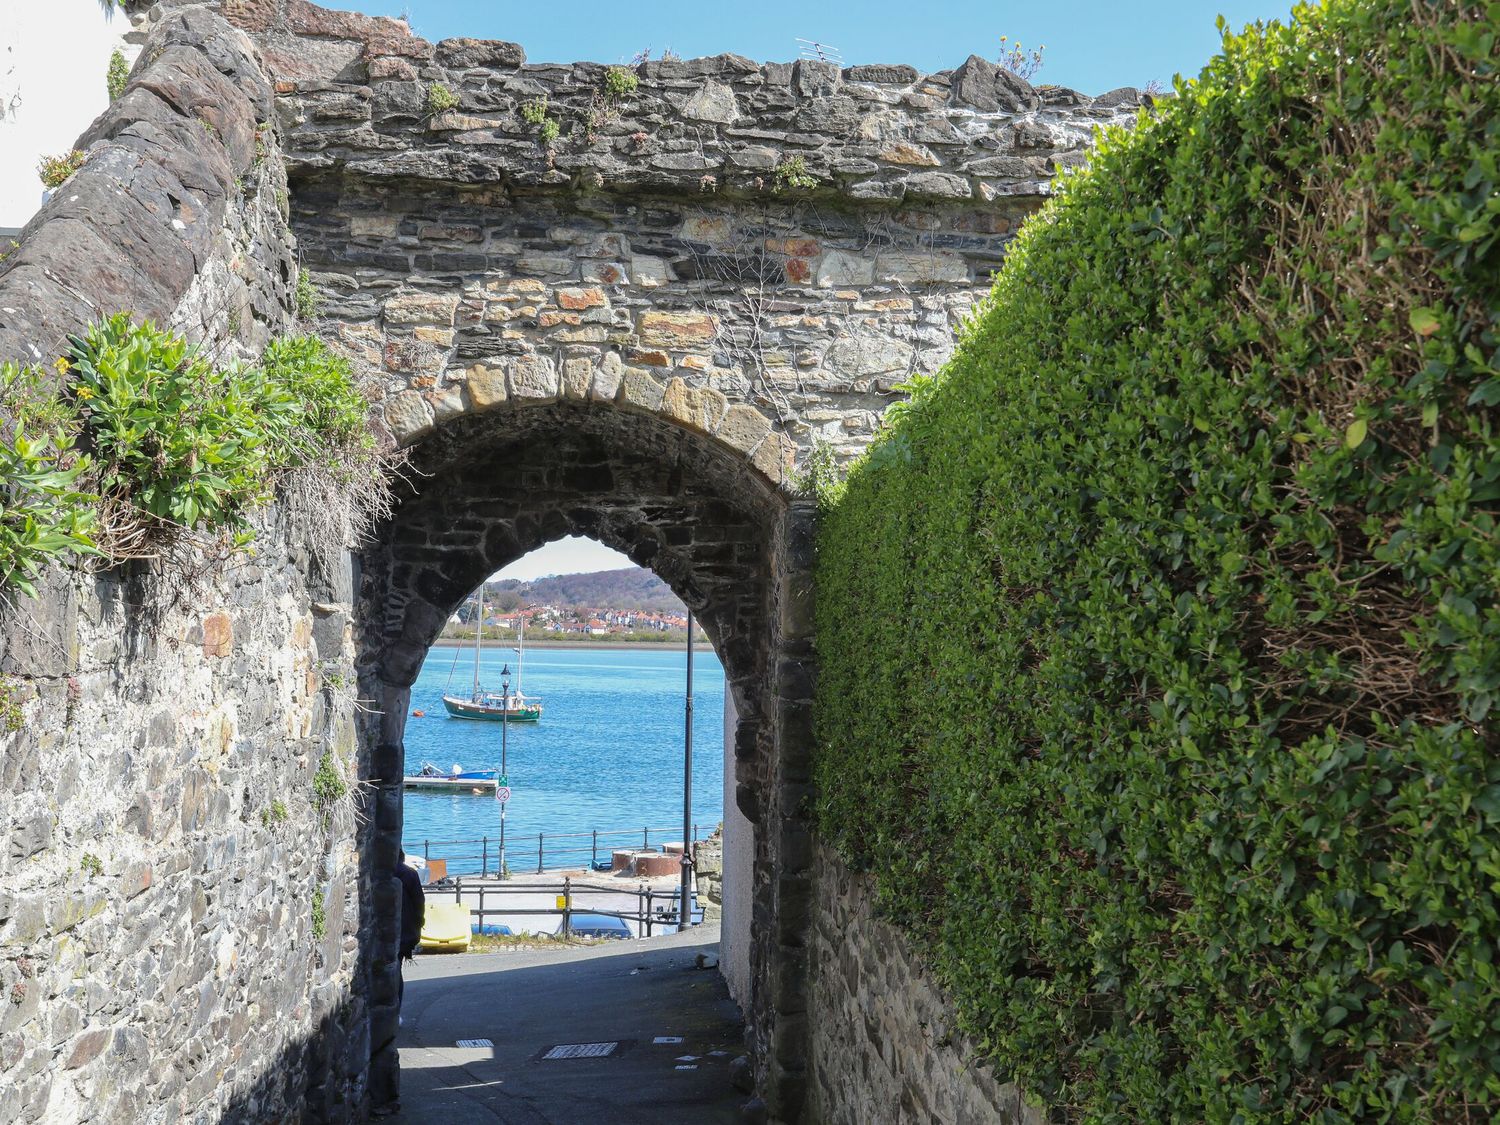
xmin=389 ymin=923 xmax=749 ymax=1124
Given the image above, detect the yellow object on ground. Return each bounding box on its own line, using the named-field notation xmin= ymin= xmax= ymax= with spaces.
xmin=418 ymin=901 xmax=471 ymax=952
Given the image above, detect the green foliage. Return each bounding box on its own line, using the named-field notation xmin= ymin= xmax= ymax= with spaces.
xmin=260 ymin=798 xmax=289 ymax=827
xmin=79 ymin=852 xmax=103 ymax=878
xmin=425 ymin=81 xmax=459 ymax=114
xmin=68 ymin=315 xmax=290 ymax=536
xmin=312 ymin=751 xmax=348 ymax=809
xmin=311 ymin=890 xmax=327 ymax=940
xmin=0 ymin=361 xmax=98 ymax=596
xmin=771 ymin=155 xmax=818 ymax=193
xmin=106 ymin=49 xmax=129 ymax=102
xmin=519 ymin=97 xmax=549 ymax=126
xmin=294 ymin=270 xmax=321 ymax=320
xmin=603 ymin=66 xmax=638 ymax=100
xmin=538 ymin=118 xmax=560 ymax=146
xmin=37 ymin=150 xmax=86 ymax=190
xmin=0 ymin=676 xmax=24 ymax=733
xmin=259 ymin=336 xmax=370 ymax=452
xmin=815 ymin=2 xmax=1500 ymax=1120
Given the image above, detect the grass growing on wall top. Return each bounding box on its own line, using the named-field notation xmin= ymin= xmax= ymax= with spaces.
xmin=815 ymin=0 xmax=1499 ymax=1119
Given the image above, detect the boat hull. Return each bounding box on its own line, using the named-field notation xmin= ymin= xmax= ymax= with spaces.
xmin=403 ymin=775 xmax=498 ymax=793
xmin=442 ymin=695 xmax=543 ymax=722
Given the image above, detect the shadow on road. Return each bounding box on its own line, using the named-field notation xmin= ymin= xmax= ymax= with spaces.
xmin=387 ymin=925 xmax=747 ymax=1124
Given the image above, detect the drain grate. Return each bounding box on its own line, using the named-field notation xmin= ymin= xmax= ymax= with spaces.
xmin=541 ymin=1041 xmax=621 ymax=1061
xmin=455 ymin=1039 xmax=493 ymax=1049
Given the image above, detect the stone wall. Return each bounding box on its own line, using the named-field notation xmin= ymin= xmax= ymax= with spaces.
xmin=809 ymin=845 xmax=1046 ymax=1125
xmin=0 ymin=7 xmax=373 ymax=1122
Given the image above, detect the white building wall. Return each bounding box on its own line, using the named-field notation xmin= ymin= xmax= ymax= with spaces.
xmin=0 ymin=1 xmax=134 ymax=233
xmin=721 ymin=690 xmax=754 ymax=1010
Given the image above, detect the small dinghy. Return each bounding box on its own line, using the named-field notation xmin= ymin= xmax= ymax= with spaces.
xmin=402 ymin=761 xmax=498 ymax=794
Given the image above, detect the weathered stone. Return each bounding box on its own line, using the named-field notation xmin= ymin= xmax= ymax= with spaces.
xmin=660 ymin=378 xmax=729 ymax=436
xmin=591 ymin=352 xmax=625 ymax=402
xmin=202 ymin=613 xmax=234 ymax=658
xmin=715 ymin=404 xmax=773 ymax=455
xmin=557 ymin=287 xmax=607 ymax=310
xmin=509 ymin=354 xmax=558 ymax=401
xmin=823 ymin=335 xmax=916 ymax=377
xmin=384 ymin=389 xmax=436 ymax=443
xmin=878 ymin=142 xmax=940 ymax=167
xmin=815 ymin=251 xmax=875 ymax=288
xmin=561 ymin=357 xmax=594 ymax=399
xmin=902 ymin=171 xmax=972 ymax=199
xmin=465 ymin=364 xmax=508 ymax=409
xmin=620 ymin=369 xmax=666 ymax=413
xmin=383 ymin=290 xmax=460 ymax=327
xmin=845 ymin=64 xmax=919 ymax=85
xmin=682 ymin=80 xmax=740 ymax=124
xmin=638 ymin=311 xmax=717 ymax=347
xmin=875 ymin=251 xmax=969 ymax=283
xmin=434 ymin=37 xmax=525 ymax=69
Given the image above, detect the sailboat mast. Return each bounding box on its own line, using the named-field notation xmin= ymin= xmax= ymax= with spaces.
xmin=516 ymin=613 xmax=525 ymax=697
xmin=472 ymin=590 xmax=484 ymax=700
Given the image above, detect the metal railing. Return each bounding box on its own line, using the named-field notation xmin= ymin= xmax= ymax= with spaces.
xmin=441 ymin=876 xmax=707 ymax=938
xmin=407 ymin=823 xmax=709 ymax=878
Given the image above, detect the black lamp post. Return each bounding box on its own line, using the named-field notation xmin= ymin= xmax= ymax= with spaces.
xmin=499 ymin=663 xmax=510 ymax=878
xmin=680 ymin=612 xmax=695 ymax=928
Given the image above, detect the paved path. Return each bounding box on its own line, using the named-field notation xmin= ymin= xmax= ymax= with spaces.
xmin=389 ymin=924 xmax=748 ymax=1124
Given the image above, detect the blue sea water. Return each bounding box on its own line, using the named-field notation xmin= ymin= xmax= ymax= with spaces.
xmin=400 ymin=642 xmax=725 ymax=872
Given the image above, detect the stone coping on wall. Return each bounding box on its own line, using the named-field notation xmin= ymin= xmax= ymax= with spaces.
xmin=218 ymin=0 xmax=1146 ymax=202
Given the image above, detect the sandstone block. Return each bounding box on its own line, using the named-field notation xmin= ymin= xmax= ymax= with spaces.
xmin=630 ymin=257 xmax=670 ymax=287
xmin=557 ymin=287 xmax=607 ymax=310
xmin=750 ymin=431 xmax=796 ymax=486
xmin=902 ymin=171 xmax=972 ymax=199
xmin=660 ymin=378 xmax=728 ymax=436
xmin=591 ymin=352 xmax=625 ymax=402
xmin=561 ymin=357 xmax=593 ymax=399
xmin=875 ymin=251 xmax=969 ymax=284
xmin=620 ymin=369 xmax=666 ymax=413
xmin=383 ymin=290 xmax=459 ymax=327
xmin=384 ymin=390 xmax=435 ymax=444
xmin=717 ymin=404 xmax=773 ymax=455
xmin=509 ymin=354 xmax=558 ymax=401
xmin=878 ymin=142 xmax=940 ymax=167
xmin=465 ymin=364 xmax=508 ymax=409
xmin=824 ymin=335 xmax=916 ymax=377
xmin=202 ymin=613 xmax=233 ymax=658
xmin=639 ymin=311 xmax=717 ymax=347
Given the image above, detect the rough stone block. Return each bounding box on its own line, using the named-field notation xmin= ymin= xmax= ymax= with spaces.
xmin=716 ymin=404 xmax=773 ymax=455
xmin=619 ymin=369 xmax=666 ymax=414
xmin=815 ymin=250 xmax=874 ymax=288
xmin=749 ymin=432 xmax=796 ymax=486
xmin=561 ymin=357 xmax=593 ymax=400
xmin=509 ymin=354 xmax=558 ymax=402
xmin=875 ymin=251 xmax=969 ymax=284
xmin=202 ymin=613 xmax=234 ymax=658
xmin=465 ymin=364 xmax=508 ymax=410
xmin=383 ymin=390 xmax=436 ymax=444
xmin=638 ymin=311 xmax=717 ymax=347
xmin=878 ymin=142 xmax=940 ymax=167
xmin=659 ymin=378 xmax=728 ymax=436
xmin=682 ymin=80 xmax=740 ymax=123
xmin=382 ymin=290 xmax=460 ymax=327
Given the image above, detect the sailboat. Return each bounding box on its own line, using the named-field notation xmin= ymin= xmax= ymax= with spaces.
xmin=441 ymin=598 xmax=544 ymax=722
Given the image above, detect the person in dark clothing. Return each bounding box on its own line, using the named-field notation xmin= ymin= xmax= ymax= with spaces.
xmin=395 ymin=850 xmax=425 ymax=1008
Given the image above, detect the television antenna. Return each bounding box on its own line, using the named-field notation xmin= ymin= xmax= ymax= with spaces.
xmin=795 ymin=38 xmax=843 ymax=64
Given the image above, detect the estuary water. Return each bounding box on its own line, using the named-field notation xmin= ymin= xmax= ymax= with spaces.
xmin=400 ymin=642 xmax=725 ymax=873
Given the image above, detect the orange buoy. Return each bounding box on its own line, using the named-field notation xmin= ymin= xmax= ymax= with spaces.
xmin=411 ymin=709 xmax=425 ymax=717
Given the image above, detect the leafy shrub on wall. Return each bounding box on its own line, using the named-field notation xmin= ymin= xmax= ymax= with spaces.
xmin=815 ymin=1 xmax=1499 ymax=1119
xmin=0 ymin=317 xmax=388 ymax=590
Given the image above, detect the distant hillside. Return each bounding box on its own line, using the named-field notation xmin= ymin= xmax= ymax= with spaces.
xmin=487 ymin=567 xmax=685 ymax=614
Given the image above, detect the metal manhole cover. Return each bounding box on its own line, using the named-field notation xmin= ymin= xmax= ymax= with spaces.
xmin=541 ymin=1041 xmax=621 ymax=1060
xmin=455 ymin=1039 xmax=493 ymax=1048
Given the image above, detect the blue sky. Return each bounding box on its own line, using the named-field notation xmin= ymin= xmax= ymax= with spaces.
xmin=428 ymin=0 xmax=1299 ymax=579
xmin=359 ymin=0 xmax=1304 ymax=94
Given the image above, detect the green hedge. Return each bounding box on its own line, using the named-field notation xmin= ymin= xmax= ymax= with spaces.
xmin=814 ymin=2 xmax=1499 ymax=1120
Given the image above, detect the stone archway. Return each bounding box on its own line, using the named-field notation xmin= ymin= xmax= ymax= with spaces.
xmin=353 ymin=393 xmax=816 ymax=1116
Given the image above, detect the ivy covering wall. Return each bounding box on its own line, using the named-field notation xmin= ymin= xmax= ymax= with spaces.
xmin=815 ymin=1 xmax=1498 ymax=1120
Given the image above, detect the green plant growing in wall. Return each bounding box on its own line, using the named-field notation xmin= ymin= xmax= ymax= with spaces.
xmin=771 ymin=155 xmax=819 ymax=193
xmin=37 ymin=150 xmax=86 ymax=190
xmin=425 ymin=81 xmax=459 ymax=115
xmin=294 ymin=270 xmax=321 ymax=320
xmin=312 ymin=751 xmax=349 ymax=810
xmin=260 ymin=798 xmax=289 ymax=827
xmin=0 ymin=676 xmax=25 ymax=734
xmin=106 ymin=49 xmax=129 ymax=102
xmin=996 ymin=35 xmax=1045 ymax=80
xmin=0 ymin=362 xmax=99 ymax=596
xmin=311 ymin=891 xmax=327 ymax=940
xmin=538 ymin=118 xmax=561 ymax=146
xmin=519 ymin=97 xmax=548 ymax=127
xmin=603 ymin=66 xmax=638 ymax=100
xmin=79 ymin=853 xmax=103 ymax=878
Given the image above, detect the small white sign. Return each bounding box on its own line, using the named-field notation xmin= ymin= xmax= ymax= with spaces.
xmin=496 ymin=786 xmax=511 ymax=804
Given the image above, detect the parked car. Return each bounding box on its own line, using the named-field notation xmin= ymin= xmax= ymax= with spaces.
xmin=561 ymin=913 xmax=633 ymax=939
